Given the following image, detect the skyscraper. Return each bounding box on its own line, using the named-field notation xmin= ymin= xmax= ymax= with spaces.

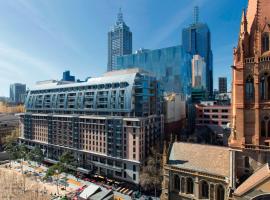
xmin=182 ymin=6 xmax=213 ymax=96
xmin=107 ymin=8 xmax=132 ymax=71
xmin=192 ymin=54 xmax=206 ymax=89
xmin=9 ymin=83 xmax=26 ymax=104
xmin=116 ymin=45 xmax=192 ymax=95
xmin=218 ymin=77 xmax=227 ymax=93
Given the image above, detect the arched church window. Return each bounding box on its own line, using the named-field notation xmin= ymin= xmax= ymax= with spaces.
xmin=187 ymin=177 xmax=194 ymax=194
xmin=260 ymin=76 xmax=266 ymax=100
xmin=201 ymin=180 xmax=209 ymax=198
xmin=174 ymin=175 xmax=180 ymax=191
xmin=261 ymin=120 xmax=266 ymax=137
xmin=245 ymin=76 xmax=254 ymax=100
xmin=216 ymin=185 xmax=225 ymax=200
xmin=262 ymin=33 xmax=270 ymax=53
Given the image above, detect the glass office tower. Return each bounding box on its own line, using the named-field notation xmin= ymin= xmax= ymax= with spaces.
xmin=107 ymin=9 xmax=132 ymax=71
xmin=182 ymin=7 xmax=213 ymax=96
xmin=116 ymin=45 xmax=192 ymax=96
xmin=10 ymin=83 xmax=26 ymax=104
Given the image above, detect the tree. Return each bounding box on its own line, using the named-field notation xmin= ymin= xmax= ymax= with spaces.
xmin=17 ymin=143 xmax=29 ymax=192
xmin=27 ymin=146 xmax=44 ymax=166
xmin=44 ymin=151 xmax=76 ymax=193
xmin=4 ymin=140 xmax=19 ymax=167
xmin=44 ymin=164 xmax=61 ymax=195
xmin=58 ymin=151 xmax=77 ymax=190
xmin=139 ymin=149 xmax=162 ymax=199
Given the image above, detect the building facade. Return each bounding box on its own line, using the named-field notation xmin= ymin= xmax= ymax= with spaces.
xmin=218 ymin=77 xmax=227 ymax=93
xmin=195 ymin=101 xmax=231 ymax=128
xmin=107 ymin=9 xmax=132 ymax=71
xmin=9 ymin=83 xmax=26 ymax=104
xmin=192 ymin=54 xmax=207 ymax=89
xmin=116 ymin=45 xmax=192 ymax=95
xmin=62 ymin=70 xmax=75 ymax=82
xmin=18 ymin=68 xmax=164 ymax=184
xmin=161 ymin=142 xmax=233 ymax=200
xmin=182 ymin=7 xmax=213 ymax=96
xmin=164 ymin=93 xmax=186 ymax=141
xmin=229 ymin=0 xmax=270 ymax=194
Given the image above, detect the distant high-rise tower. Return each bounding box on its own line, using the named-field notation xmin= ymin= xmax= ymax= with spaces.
xmin=218 ymin=77 xmax=227 ymax=93
xmin=192 ymin=54 xmax=206 ymax=89
xmin=107 ymin=8 xmax=132 ymax=71
xmin=9 ymin=83 xmax=26 ymax=104
xmin=182 ymin=6 xmax=213 ymax=96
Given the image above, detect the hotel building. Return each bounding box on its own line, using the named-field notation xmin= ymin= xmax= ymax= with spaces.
xmin=18 ymin=68 xmax=164 ymax=184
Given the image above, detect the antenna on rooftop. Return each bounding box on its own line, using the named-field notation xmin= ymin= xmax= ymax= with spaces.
xmin=117 ymin=7 xmax=123 ymax=23
xmin=193 ymin=6 xmax=199 ymax=24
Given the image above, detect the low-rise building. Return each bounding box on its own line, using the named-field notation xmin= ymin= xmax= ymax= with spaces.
xmin=195 ymin=101 xmax=231 ymax=128
xmin=161 ymin=142 xmax=233 ymax=200
xmin=164 ymin=93 xmax=186 ymax=140
xmin=0 ymin=114 xmax=19 ymax=146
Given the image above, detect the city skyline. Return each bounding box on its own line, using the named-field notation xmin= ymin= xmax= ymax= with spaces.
xmin=0 ymin=0 xmax=248 ymax=96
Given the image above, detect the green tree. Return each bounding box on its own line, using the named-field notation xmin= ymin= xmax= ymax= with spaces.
xmin=27 ymin=146 xmax=44 ymax=166
xmin=4 ymin=140 xmax=19 ymax=167
xmin=44 ymin=164 xmax=61 ymax=195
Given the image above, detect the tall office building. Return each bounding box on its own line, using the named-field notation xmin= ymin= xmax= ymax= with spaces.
xmin=10 ymin=83 xmax=26 ymax=104
xmin=116 ymin=46 xmax=192 ymax=95
xmin=218 ymin=77 xmax=227 ymax=93
xmin=192 ymin=54 xmax=206 ymax=89
xmin=18 ymin=68 xmax=163 ymax=184
xmin=62 ymin=70 xmax=75 ymax=82
xmin=182 ymin=6 xmax=213 ymax=96
xmin=107 ymin=9 xmax=132 ymax=71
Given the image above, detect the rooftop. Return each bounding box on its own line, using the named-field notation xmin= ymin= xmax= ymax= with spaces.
xmin=168 ymin=142 xmax=231 ymax=177
xmin=234 ymin=163 xmax=270 ymax=196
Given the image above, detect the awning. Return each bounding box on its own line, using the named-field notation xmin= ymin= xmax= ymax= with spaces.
xmin=79 ymin=183 xmax=100 ymax=199
xmin=77 ymin=167 xmax=90 ymax=174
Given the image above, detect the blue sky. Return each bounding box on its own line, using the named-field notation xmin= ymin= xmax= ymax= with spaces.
xmin=0 ymin=0 xmax=247 ymax=96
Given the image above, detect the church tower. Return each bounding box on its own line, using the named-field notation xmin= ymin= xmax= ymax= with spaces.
xmin=230 ymin=0 xmax=270 ymax=170
xmin=230 ymin=0 xmax=270 ymax=148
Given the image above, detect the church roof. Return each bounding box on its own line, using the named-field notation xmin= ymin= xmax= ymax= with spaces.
xmin=234 ymin=163 xmax=270 ymax=196
xmin=168 ymin=142 xmax=231 ymax=178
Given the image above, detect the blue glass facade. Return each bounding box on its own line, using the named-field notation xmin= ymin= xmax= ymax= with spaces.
xmin=182 ymin=23 xmax=213 ymax=96
xmin=116 ymin=45 xmax=192 ymax=95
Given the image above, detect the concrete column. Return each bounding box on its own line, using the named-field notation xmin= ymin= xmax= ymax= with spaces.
xmin=194 ymin=177 xmax=199 ymax=199
xmin=254 ymin=60 xmax=260 ymax=146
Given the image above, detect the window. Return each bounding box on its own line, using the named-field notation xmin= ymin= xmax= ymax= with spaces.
xmin=174 ymin=175 xmax=180 ymax=191
xmin=216 ymin=185 xmax=225 ymax=200
xmin=187 ymin=177 xmax=194 ymax=194
xmin=260 ymin=73 xmax=270 ymax=100
xmin=244 ymin=156 xmax=249 ymax=168
xmin=115 ymin=171 xmax=122 ymax=177
xmin=246 ymin=76 xmax=254 ymax=100
xmin=262 ymin=33 xmax=270 ymax=52
xmin=261 ymin=120 xmax=266 ymax=137
xmin=133 ymin=174 xmax=136 ymax=181
xmin=201 ymin=181 xmax=209 ymax=198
